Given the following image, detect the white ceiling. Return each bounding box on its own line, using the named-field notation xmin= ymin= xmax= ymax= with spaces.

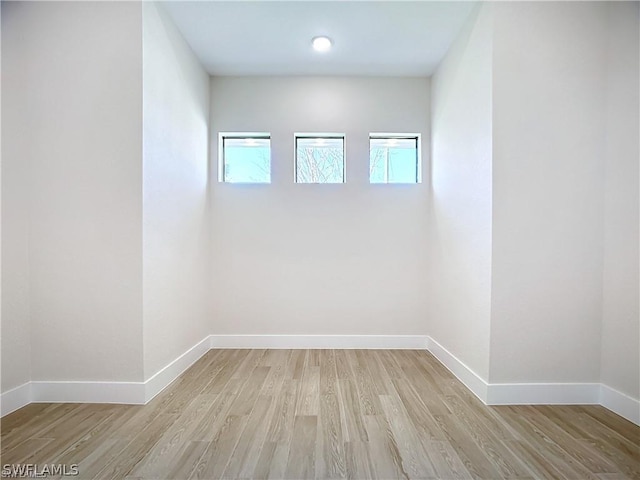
xmin=161 ymin=1 xmax=477 ymax=77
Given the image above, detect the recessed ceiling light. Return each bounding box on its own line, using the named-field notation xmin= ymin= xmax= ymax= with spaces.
xmin=312 ymin=36 xmax=332 ymax=53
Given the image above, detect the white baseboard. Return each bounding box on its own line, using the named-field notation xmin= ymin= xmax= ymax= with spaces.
xmin=426 ymin=335 xmax=639 ymax=426
xmin=487 ymin=383 xmax=600 ymax=405
xmin=144 ymin=335 xmax=212 ymax=402
xmin=426 ymin=336 xmax=489 ymax=402
xmin=210 ymin=334 xmax=429 ymax=350
xmin=1 ymin=336 xmax=213 ymax=416
xmin=1 ymin=382 xmax=32 ymax=417
xmin=600 ymin=384 xmax=640 ymax=426
xmin=1 ymin=335 xmax=426 ymax=417
xmin=3 ymin=335 xmax=639 ymax=427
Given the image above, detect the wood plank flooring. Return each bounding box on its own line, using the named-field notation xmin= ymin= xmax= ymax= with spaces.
xmin=1 ymin=349 xmax=639 ymax=479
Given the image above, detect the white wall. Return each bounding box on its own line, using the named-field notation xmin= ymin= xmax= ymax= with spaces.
xmin=142 ymin=3 xmax=211 ymax=379
xmin=1 ymin=2 xmax=144 ymax=384
xmin=489 ymin=2 xmax=607 ymax=384
xmin=0 ymin=2 xmax=3 ymax=394
xmin=431 ymin=2 xmax=639 ymax=401
xmin=600 ymin=2 xmax=639 ymax=400
xmin=428 ymin=4 xmax=493 ymax=381
xmin=210 ymin=76 xmax=429 ymax=335
xmin=1 ymin=2 xmax=31 ymax=392
xmin=2 ymin=0 xmax=637 ymax=420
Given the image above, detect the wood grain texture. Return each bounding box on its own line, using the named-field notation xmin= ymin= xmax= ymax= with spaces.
xmin=2 ymin=349 xmax=639 ymax=479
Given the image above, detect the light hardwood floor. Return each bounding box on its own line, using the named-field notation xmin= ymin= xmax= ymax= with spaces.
xmin=1 ymin=349 xmax=639 ymax=479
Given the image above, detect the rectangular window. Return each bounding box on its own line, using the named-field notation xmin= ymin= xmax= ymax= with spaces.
xmin=369 ymin=135 xmax=420 ymax=183
xmin=295 ymin=134 xmax=345 ymax=183
xmin=219 ymin=133 xmax=271 ymax=183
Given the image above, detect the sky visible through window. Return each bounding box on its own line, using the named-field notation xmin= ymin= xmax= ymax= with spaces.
xmin=370 ymin=137 xmax=418 ymax=183
xmin=223 ymin=137 xmax=270 ymax=183
xmin=221 ymin=135 xmax=418 ymax=183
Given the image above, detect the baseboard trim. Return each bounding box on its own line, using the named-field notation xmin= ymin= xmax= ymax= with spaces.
xmin=426 ymin=335 xmax=639 ymax=426
xmin=209 ymin=334 xmax=429 ymax=349
xmin=1 ymin=335 xmax=213 ymax=416
xmin=600 ymin=384 xmax=640 ymax=426
xmin=3 ymin=335 xmax=638 ymax=427
xmin=426 ymin=335 xmax=602 ymax=406
xmin=425 ymin=336 xmax=489 ymax=402
xmin=1 ymin=382 xmax=32 ymax=417
xmin=1 ymin=335 xmax=428 ymax=417
xmin=144 ymin=335 xmax=212 ymax=402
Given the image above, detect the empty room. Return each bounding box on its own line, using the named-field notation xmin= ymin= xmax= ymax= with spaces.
xmin=1 ymin=0 xmax=639 ymax=479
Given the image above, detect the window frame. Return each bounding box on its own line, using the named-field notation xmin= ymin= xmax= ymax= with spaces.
xmin=369 ymin=133 xmax=422 ymax=184
xmin=218 ymin=132 xmax=272 ymax=183
xmin=294 ymin=133 xmax=346 ymax=184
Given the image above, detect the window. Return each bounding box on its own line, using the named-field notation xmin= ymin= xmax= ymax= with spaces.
xmin=295 ymin=134 xmax=345 ymax=183
xmin=219 ymin=133 xmax=271 ymax=183
xmin=369 ymin=134 xmax=420 ymax=183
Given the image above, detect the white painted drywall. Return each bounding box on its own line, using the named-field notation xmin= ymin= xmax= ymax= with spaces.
xmin=2 ymin=0 xmax=637 ymax=416
xmin=2 ymin=2 xmax=144 ymax=383
xmin=600 ymin=2 xmax=640 ymax=401
xmin=428 ymin=4 xmax=493 ymax=381
xmin=209 ymin=76 xmax=429 ymax=335
xmin=142 ymin=2 xmax=211 ymax=379
xmin=1 ymin=2 xmax=32 ymax=392
xmin=0 ymin=1 xmax=3 ymax=395
xmin=489 ymin=2 xmax=607 ymax=384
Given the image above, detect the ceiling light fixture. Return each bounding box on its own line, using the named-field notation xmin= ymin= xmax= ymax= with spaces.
xmin=312 ymin=36 xmax=332 ymax=53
